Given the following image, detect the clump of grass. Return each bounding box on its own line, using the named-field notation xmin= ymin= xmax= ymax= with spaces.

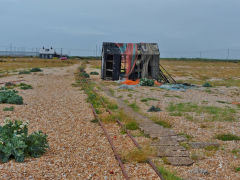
xmin=216 ymin=134 xmax=240 ymax=141
xmin=140 ymin=97 xmax=158 ymax=102
xmin=109 ymin=88 xmax=115 ymax=96
xmin=3 ymin=106 xmax=14 ymax=111
xmin=167 ymin=102 xmax=236 ymax=122
xmin=125 ymin=121 xmax=139 ymax=130
xmin=127 ymin=94 xmax=133 ymax=97
xmin=235 ymin=167 xmax=240 ymax=172
xmin=169 ymin=112 xmax=183 ymax=116
xmin=90 ymin=71 xmax=99 ymax=75
xmin=19 ymin=83 xmax=33 ymax=90
xmin=101 ymin=97 xmax=118 ymax=111
xmin=99 ymin=113 xmax=115 ymax=123
xmin=150 ymin=116 xmax=172 ymax=128
xmin=205 ymin=145 xmax=219 ymax=151
xmin=30 ymin=67 xmax=42 ymax=72
xmin=205 ymin=89 xmax=213 ymax=94
xmin=122 ymin=147 xmax=152 ymax=163
xmin=162 ymin=157 xmax=171 ymax=165
xmin=129 ymin=102 xmax=140 ymax=112
xmin=19 ymin=70 xmax=31 ymax=75
xmin=178 ymin=132 xmax=193 ymax=141
xmin=232 ymin=149 xmax=240 ymax=155
xmin=179 ymin=142 xmax=190 ymax=150
xmin=203 ymin=82 xmax=212 ymax=87
xmin=157 ymin=166 xmax=183 ymax=180
xmin=79 ymin=72 xmax=90 ymax=78
xmin=90 ymin=119 xmax=98 ymax=123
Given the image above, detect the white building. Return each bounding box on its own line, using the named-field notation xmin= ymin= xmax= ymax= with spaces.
xmin=39 ymin=47 xmax=56 ymax=59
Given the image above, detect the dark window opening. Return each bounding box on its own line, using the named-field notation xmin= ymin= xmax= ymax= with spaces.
xmin=106 ymin=61 xmax=113 ymax=69
xmin=106 ymin=71 xmax=112 ymax=77
xmin=148 ymin=63 xmax=152 ymax=78
xmin=106 ymin=54 xmax=113 ymax=60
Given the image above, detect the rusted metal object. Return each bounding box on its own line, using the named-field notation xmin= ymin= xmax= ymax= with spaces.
xmin=100 ymin=99 xmax=165 ymax=180
xmin=91 ymin=104 xmax=130 ymax=180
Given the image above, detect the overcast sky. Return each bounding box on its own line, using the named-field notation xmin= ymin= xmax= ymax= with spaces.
xmin=0 ymin=0 xmax=240 ymax=57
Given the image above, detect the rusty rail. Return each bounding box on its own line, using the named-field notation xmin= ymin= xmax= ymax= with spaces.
xmin=100 ymin=98 xmax=165 ymax=180
xmin=91 ymin=104 xmax=130 ymax=180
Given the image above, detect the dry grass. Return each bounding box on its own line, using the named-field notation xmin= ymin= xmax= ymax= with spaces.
xmin=0 ymin=58 xmax=79 ymax=74
xmin=161 ymin=59 xmax=240 ymax=79
xmin=83 ymin=59 xmax=240 ymax=86
xmin=121 ymin=146 xmax=154 ymax=163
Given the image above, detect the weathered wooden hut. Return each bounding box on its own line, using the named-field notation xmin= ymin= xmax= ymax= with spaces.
xmin=101 ymin=42 xmax=161 ymax=81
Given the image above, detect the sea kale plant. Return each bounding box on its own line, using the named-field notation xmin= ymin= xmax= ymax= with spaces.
xmin=0 ymin=119 xmax=49 ymax=163
xmin=140 ymin=78 xmax=154 ymax=86
xmin=0 ymin=89 xmax=23 ymax=105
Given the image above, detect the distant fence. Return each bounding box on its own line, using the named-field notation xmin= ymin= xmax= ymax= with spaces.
xmin=0 ymin=47 xmax=240 ymax=60
xmin=0 ymin=51 xmax=39 ymax=57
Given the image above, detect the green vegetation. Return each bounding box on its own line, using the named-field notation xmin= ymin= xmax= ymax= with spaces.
xmin=0 ymin=119 xmax=48 ymax=163
xmin=3 ymin=106 xmax=14 ymax=111
xmin=90 ymin=119 xmax=98 ymax=123
xmin=211 ymin=79 xmax=240 ymax=87
xmin=19 ymin=70 xmax=31 ymax=75
xmin=122 ymin=147 xmax=152 ymax=163
xmin=79 ymin=72 xmax=90 ymax=78
xmin=30 ymin=67 xmax=42 ymax=72
xmin=232 ymin=149 xmax=240 ymax=155
xmin=216 ymin=134 xmax=240 ymax=141
xmin=164 ymin=94 xmax=183 ymax=99
xmin=179 ymin=142 xmax=190 ymax=150
xmin=109 ymin=88 xmax=115 ymax=96
xmin=126 ymin=121 xmax=139 ymax=130
xmin=127 ymin=93 xmax=133 ymax=97
xmin=178 ymin=132 xmax=193 ymax=140
xmin=235 ymin=167 xmax=240 ymax=172
xmin=157 ymin=166 xmax=183 ymax=180
xmin=129 ymin=102 xmax=140 ymax=112
xmin=90 ymin=71 xmax=99 ymax=75
xmin=141 ymin=97 xmax=158 ymax=102
xmin=204 ymin=145 xmax=219 ymax=151
xmin=140 ymin=78 xmax=154 ymax=86
xmin=202 ymin=82 xmax=212 ymax=87
xmin=167 ymin=102 xmax=236 ymax=122
xmin=0 ymin=89 xmax=23 ymax=105
xmin=169 ymin=112 xmax=183 ymax=116
xmin=19 ymin=83 xmax=33 ymax=90
xmin=149 ymin=116 xmax=172 ymax=128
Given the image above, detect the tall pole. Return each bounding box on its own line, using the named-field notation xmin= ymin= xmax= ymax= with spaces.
xmin=96 ymin=45 xmax=97 ymax=57
xmin=227 ymin=48 xmax=230 ymax=59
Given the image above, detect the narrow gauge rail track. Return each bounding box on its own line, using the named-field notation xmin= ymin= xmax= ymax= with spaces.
xmin=90 ymin=94 xmax=165 ymax=180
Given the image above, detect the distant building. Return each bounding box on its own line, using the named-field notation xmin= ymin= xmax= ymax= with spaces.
xmin=101 ymin=42 xmax=176 ymax=83
xmin=39 ymin=47 xmax=57 ymax=59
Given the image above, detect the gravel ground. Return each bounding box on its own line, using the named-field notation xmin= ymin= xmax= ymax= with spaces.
xmin=0 ymin=65 xmax=159 ymax=179
xmin=86 ymin=65 xmax=240 ymax=180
